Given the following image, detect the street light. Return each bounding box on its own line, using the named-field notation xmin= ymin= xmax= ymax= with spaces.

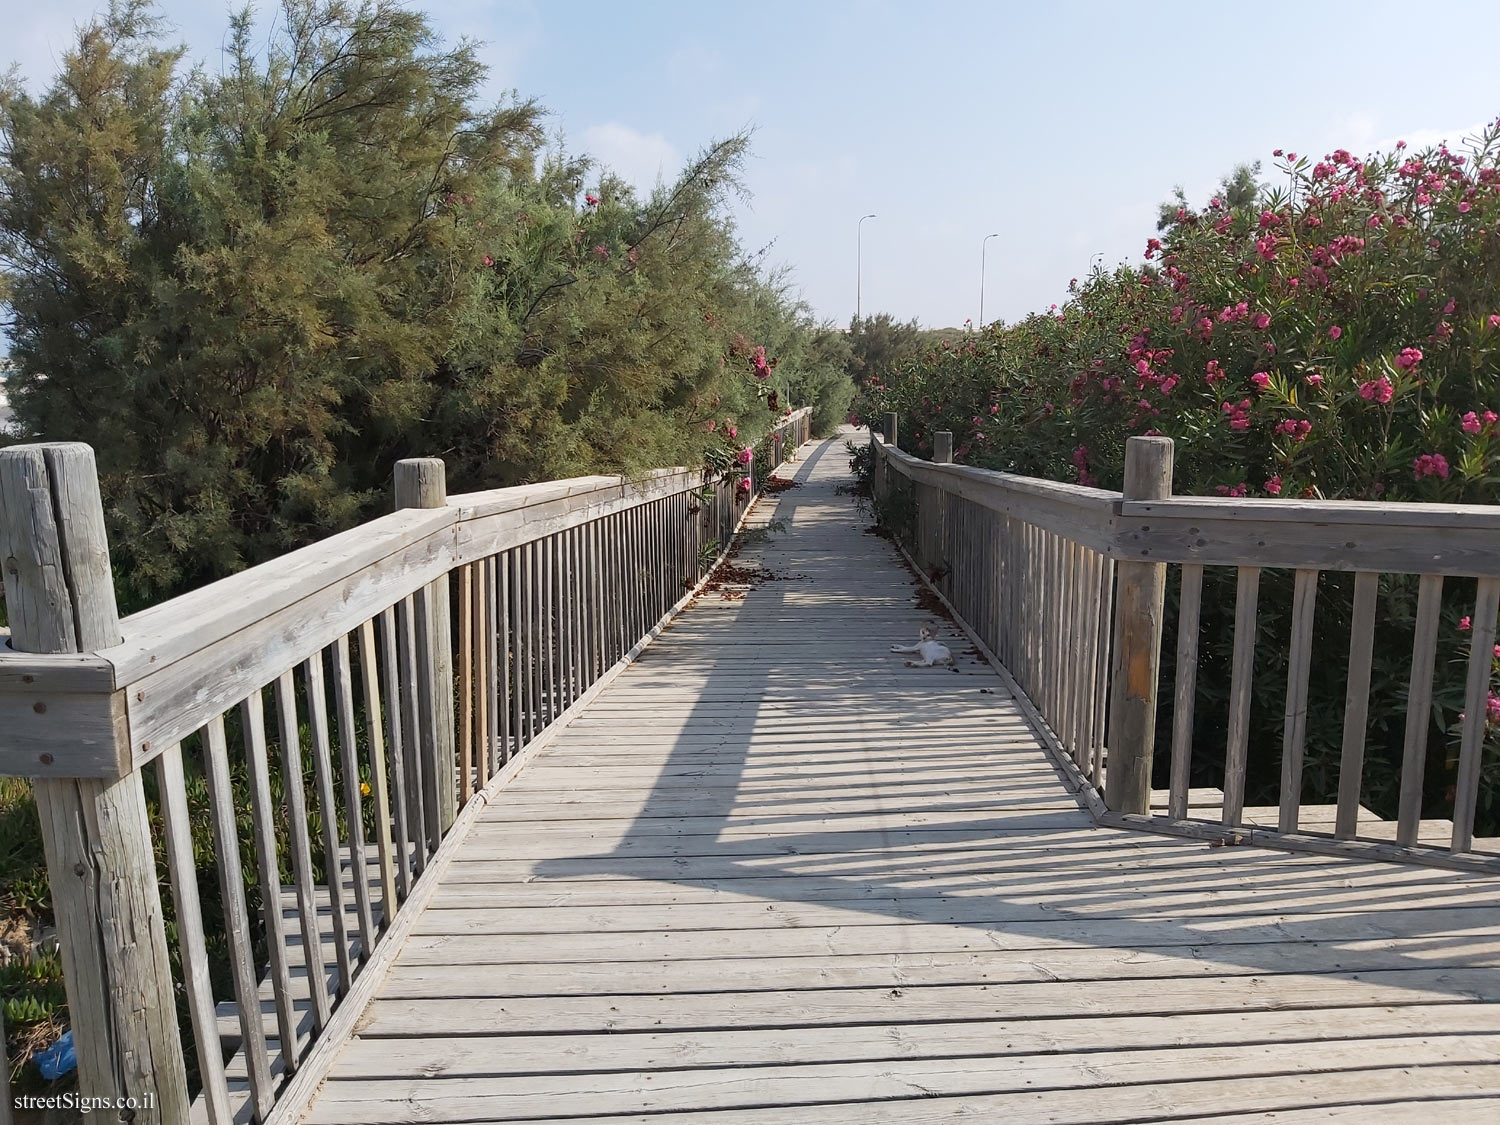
xmin=979 ymin=233 xmax=1000 ymax=328
xmin=857 ymin=214 xmax=876 ymax=321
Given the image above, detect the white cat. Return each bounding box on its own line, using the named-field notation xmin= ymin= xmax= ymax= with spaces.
xmin=891 ymin=624 xmax=954 ymax=667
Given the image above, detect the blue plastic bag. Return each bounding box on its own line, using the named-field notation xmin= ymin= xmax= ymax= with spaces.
xmin=35 ymin=1029 xmax=76 ymax=1080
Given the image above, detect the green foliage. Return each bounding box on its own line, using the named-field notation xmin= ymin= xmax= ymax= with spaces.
xmin=865 ymin=123 xmax=1500 ymax=830
xmin=0 ymin=0 xmax=852 ymax=610
xmin=845 ymin=313 xmax=924 ymax=387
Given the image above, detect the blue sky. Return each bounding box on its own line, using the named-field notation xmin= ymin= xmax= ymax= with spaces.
xmin=5 ymin=0 xmax=1499 ymax=329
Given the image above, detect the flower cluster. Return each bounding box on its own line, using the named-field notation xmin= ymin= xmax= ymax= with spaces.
xmin=864 ymin=120 xmax=1500 ymax=506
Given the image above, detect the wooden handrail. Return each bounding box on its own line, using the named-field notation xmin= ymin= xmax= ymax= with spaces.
xmin=874 ymin=432 xmax=1500 ymax=576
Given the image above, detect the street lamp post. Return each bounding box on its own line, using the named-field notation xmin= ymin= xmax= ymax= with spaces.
xmin=857 ymin=214 xmax=876 ymax=321
xmin=979 ymin=232 xmax=999 ymax=328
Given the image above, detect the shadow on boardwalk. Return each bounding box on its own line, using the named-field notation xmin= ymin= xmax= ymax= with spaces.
xmin=529 ymin=433 xmax=1498 ymax=999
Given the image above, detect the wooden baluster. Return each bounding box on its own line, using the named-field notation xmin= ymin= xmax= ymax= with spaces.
xmin=1091 ymin=554 xmax=1115 ymax=790
xmin=1397 ymin=574 xmax=1443 ymax=846
xmin=1105 ymin=436 xmax=1174 ymax=815
xmin=547 ymin=534 xmax=559 ymax=722
xmin=302 ymin=651 xmax=354 ymax=992
xmin=357 ymin=620 xmax=400 ymax=924
xmin=203 ymin=714 xmax=276 ymax=1117
xmin=273 ymin=670 xmax=334 ymax=1027
xmin=587 ymin=521 xmax=602 ymax=681
xmin=473 ymin=561 xmax=489 ymax=787
xmin=378 ymin=606 xmax=414 ymax=893
xmin=530 ymin=538 xmax=544 ymax=738
xmin=515 ymin=547 xmax=532 ymax=746
xmin=484 ymin=554 xmax=500 ymax=778
xmin=1335 ymin=571 xmax=1381 ymax=839
xmin=1221 ymin=566 xmax=1262 ymax=827
xmin=496 ymin=554 xmax=513 ymax=766
xmin=1074 ymin=549 xmax=1098 ymax=774
xmin=1452 ymin=577 xmax=1500 ymax=852
xmin=0 ymin=444 xmax=189 ymax=1116
xmin=331 ymin=635 xmax=378 ymax=954
xmin=1168 ymin=564 xmax=1204 ymax=819
xmin=395 ymin=596 xmax=428 ymax=874
xmin=458 ymin=564 xmax=474 ymax=803
xmin=157 ymin=742 xmax=233 ymax=1124
xmin=1278 ymin=569 xmax=1319 ymax=833
xmin=239 ymin=687 xmax=299 ymax=1067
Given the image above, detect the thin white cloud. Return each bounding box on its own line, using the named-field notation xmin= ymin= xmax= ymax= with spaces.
xmin=580 ymin=122 xmax=680 ymax=193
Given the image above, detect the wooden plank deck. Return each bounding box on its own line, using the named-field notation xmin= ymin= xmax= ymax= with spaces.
xmin=302 ymin=434 xmax=1500 ymax=1123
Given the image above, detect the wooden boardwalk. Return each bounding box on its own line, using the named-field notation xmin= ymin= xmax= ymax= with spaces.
xmin=304 ymin=435 xmax=1500 ymax=1123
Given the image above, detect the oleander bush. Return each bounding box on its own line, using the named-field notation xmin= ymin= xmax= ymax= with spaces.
xmin=861 ymin=121 xmax=1500 ymax=832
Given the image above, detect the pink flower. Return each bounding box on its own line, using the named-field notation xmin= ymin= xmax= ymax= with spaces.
xmin=1462 ymin=411 xmax=1483 ymax=434
xmin=1488 ymin=693 xmax=1500 ymax=723
xmin=1328 ymin=325 xmax=1342 ymax=340
xmin=593 ymin=244 xmax=610 ymax=260
xmin=1459 ymin=616 xmax=1472 ymax=631
xmin=1359 ymin=376 xmax=1394 ymax=404
xmin=1160 ymin=374 xmax=1179 ymax=394
xmin=1489 ymin=314 xmax=1500 ymax=330
xmin=1215 ymin=482 xmax=1249 ymax=497
xmin=1459 ymin=201 xmax=1472 ymax=214
xmin=726 ymin=425 xmax=738 ymax=439
xmin=1205 ymin=360 xmax=1225 ymax=383
xmin=737 ymin=446 xmax=754 ymax=465
xmin=705 ymin=419 xmax=717 ymax=432
xmin=1264 ymin=475 xmax=1283 ymax=496
xmin=1250 ymin=371 xmax=1271 ymax=390
xmin=1251 ymin=312 xmax=1271 ymax=330
xmin=1487 ymin=411 xmax=1500 ymax=427
xmin=1396 ymin=347 xmax=1423 ymax=370
xmin=1304 ymin=373 xmax=1324 ymax=388
xmin=1367 ymin=214 xmax=1383 ymax=228
xmin=482 ymin=254 xmax=494 ymax=267
xmin=1256 ymin=235 xmax=1278 ymax=261
xmin=737 ymin=476 xmax=752 ymax=492
xmin=585 ymin=192 xmax=600 ymax=206
xmin=1221 ymin=398 xmax=1252 ymax=431
xmin=1412 ymin=453 xmax=1450 ymax=480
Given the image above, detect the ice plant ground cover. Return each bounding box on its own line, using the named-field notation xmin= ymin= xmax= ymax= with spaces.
xmin=861 ymin=120 xmax=1500 ymax=834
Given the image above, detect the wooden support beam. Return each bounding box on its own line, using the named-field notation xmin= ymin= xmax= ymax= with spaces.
xmin=395 ymin=458 xmax=458 ymax=833
xmin=0 ymin=443 xmax=189 ymax=1120
xmin=1104 ymin=436 xmax=1173 ymax=815
xmin=933 ymin=431 xmax=953 ymax=464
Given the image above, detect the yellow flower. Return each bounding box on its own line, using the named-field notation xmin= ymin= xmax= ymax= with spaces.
xmin=359 ymin=781 xmax=371 ymax=797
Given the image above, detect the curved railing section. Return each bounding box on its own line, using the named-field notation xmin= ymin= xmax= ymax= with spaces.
xmin=0 ymin=408 xmax=811 ymax=1124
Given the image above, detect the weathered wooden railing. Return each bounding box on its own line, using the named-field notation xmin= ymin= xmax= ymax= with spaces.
xmin=871 ymin=416 xmax=1500 ymax=876
xmin=0 ymin=407 xmax=810 ymax=1124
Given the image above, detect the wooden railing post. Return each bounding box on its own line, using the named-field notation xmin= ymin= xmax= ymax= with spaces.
xmin=394 ymin=458 xmax=457 ymax=835
xmin=0 ymin=444 xmax=189 ymax=1121
xmin=1104 ymin=436 xmax=1174 ymax=815
xmin=883 ymin=411 xmax=898 ymax=447
xmin=933 ymin=432 xmax=953 ymax=464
